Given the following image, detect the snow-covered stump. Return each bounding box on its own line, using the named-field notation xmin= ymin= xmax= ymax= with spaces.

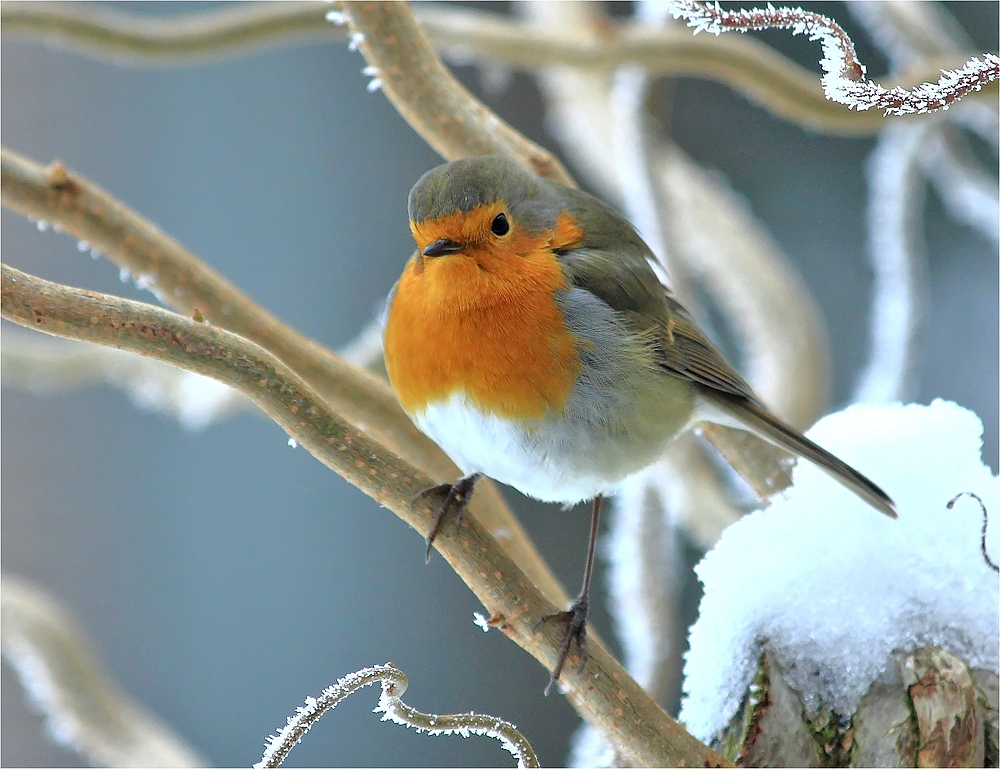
xmin=715 ymin=647 xmax=998 ymax=766
xmin=680 ymin=401 xmax=999 ymax=768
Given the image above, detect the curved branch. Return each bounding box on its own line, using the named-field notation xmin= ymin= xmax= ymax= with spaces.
xmin=668 ymin=1 xmax=999 ymax=116
xmin=1 ymin=264 xmax=727 ymax=768
xmin=256 ymin=664 xmax=539 ymax=768
xmin=1 ymin=576 xmax=207 ymax=768
xmin=0 ymin=148 xmax=562 ymax=610
xmin=338 ymin=2 xmax=573 ymax=184
xmin=3 ymin=2 xmax=995 ymax=136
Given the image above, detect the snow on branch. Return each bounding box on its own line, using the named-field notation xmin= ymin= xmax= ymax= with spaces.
xmin=667 ymin=1 xmax=1000 ymax=116
xmin=681 ymin=400 xmax=999 ymax=743
xmin=255 ymin=664 xmax=538 ymax=768
xmin=1 ymin=576 xmax=206 ymax=767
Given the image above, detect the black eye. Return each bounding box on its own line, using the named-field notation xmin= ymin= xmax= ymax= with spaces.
xmin=490 ymin=212 xmax=510 ymax=236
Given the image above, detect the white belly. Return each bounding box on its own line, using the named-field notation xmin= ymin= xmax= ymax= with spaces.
xmin=413 ymin=387 xmax=690 ymax=504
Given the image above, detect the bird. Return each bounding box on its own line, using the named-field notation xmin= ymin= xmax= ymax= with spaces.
xmin=382 ymin=155 xmax=896 ymax=692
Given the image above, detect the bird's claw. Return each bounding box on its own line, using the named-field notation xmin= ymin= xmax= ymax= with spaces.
xmin=414 ymin=474 xmax=480 ymax=563
xmin=538 ymin=597 xmax=589 ymax=696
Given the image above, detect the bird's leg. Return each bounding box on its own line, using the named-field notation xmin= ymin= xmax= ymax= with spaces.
xmin=539 ymin=495 xmax=603 ymax=696
xmin=414 ymin=473 xmax=482 ymax=563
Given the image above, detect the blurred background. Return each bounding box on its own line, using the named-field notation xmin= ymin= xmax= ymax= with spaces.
xmin=2 ymin=2 xmax=996 ymax=766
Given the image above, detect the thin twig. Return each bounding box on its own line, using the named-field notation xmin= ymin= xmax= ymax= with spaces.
xmin=1 ymin=576 xmax=207 ymax=768
xmin=0 ymin=148 xmax=563 ymax=610
xmin=3 ymin=2 xmax=995 ymax=136
xmin=255 ymin=664 xmax=539 ymax=768
xmin=668 ymin=0 xmax=999 ymax=116
xmin=338 ymin=2 xmax=573 ymax=185
xmin=1 ymin=263 xmax=727 ymax=768
xmin=947 ymin=492 xmax=999 ymax=574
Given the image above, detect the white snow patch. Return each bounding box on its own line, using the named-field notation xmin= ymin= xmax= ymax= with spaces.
xmin=680 ymin=400 xmax=999 ymax=742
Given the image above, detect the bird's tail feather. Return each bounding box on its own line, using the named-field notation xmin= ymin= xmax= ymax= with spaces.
xmin=708 ymin=395 xmax=897 ymax=518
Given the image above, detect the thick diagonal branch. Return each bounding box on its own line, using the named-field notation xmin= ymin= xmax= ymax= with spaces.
xmin=1 ymin=264 xmax=727 ymax=768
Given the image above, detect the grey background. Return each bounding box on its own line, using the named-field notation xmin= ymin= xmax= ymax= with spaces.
xmin=3 ymin=2 xmax=996 ymax=766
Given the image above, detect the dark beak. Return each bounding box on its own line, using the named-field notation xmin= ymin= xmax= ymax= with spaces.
xmin=422 ymin=238 xmax=463 ymax=257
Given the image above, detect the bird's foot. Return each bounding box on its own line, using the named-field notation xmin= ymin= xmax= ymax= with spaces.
xmin=537 ymin=596 xmax=589 ymax=696
xmin=414 ymin=473 xmax=481 ymax=563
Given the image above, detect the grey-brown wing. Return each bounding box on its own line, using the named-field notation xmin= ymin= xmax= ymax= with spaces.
xmin=648 ymin=291 xmax=760 ymax=404
xmin=557 ymin=243 xmax=760 ymax=406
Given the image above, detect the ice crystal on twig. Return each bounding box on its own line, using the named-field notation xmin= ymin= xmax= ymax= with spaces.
xmin=667 ymin=1 xmax=999 ymax=115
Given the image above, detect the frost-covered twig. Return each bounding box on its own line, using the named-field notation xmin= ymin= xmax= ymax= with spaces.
xmin=256 ymin=664 xmax=538 ymax=768
xmin=668 ymin=0 xmax=999 ymax=116
xmin=339 ymin=2 xmax=573 ymax=185
xmin=1 ymin=263 xmax=726 ymax=769
xmin=850 ymin=3 xmax=999 ymax=248
xmin=1 ymin=328 xmax=251 ymax=429
xmin=852 ymin=122 xmax=933 ymax=403
xmin=5 ymin=3 xmax=994 ymax=137
xmin=849 ymin=2 xmax=997 ymax=401
xmin=0 ymin=148 xmax=563 ymax=610
xmin=1 ymin=576 xmax=207 ymax=768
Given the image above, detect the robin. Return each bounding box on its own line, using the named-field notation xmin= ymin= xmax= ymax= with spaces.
xmin=382 ymin=155 xmax=895 ymax=692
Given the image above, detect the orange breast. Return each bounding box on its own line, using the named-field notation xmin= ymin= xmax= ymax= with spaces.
xmin=384 ymin=246 xmax=581 ymax=420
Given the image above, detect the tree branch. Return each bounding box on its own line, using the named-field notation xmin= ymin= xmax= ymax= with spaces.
xmin=1 ymin=263 xmax=727 ymax=768
xmin=668 ymin=0 xmax=1000 ymax=116
xmin=3 ymin=1 xmax=995 ymax=136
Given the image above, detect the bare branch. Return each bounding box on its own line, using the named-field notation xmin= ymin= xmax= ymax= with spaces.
xmin=4 ymin=2 xmax=996 ymax=137
xmin=0 ymin=0 xmax=337 ymax=64
xmin=1 ymin=576 xmax=207 ymax=768
xmin=1 ymin=263 xmax=727 ymax=768
xmin=668 ymin=0 xmax=1000 ymax=116
xmin=256 ymin=664 xmax=538 ymax=768
xmin=947 ymin=493 xmax=999 ymax=574
xmin=338 ymin=2 xmax=573 ymax=185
